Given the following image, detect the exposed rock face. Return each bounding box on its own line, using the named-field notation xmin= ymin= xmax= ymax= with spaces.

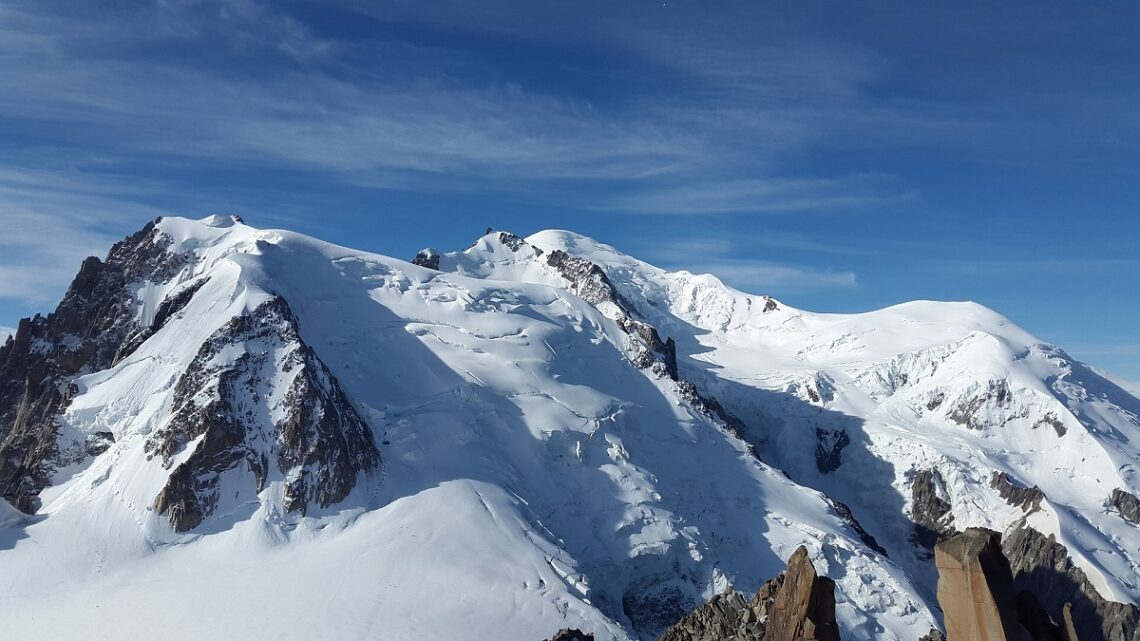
xmin=148 ymin=297 xmax=380 ymax=531
xmin=990 ymin=472 xmax=1045 ymax=514
xmin=616 ymin=316 xmax=679 ymax=380
xmin=412 ymin=249 xmax=440 ymax=270
xmin=763 ymin=547 xmax=840 ymax=641
xmin=1003 ymin=526 xmax=1138 ymax=641
xmin=814 ymin=428 xmax=850 ymax=473
xmin=829 ymin=498 xmax=888 ymax=557
xmin=544 ymin=628 xmax=595 ymax=641
xmin=544 ymin=248 xmax=627 ymax=309
xmin=911 ymin=469 xmax=955 ymax=549
xmin=934 ymin=528 xmax=1029 ymax=641
xmin=1107 ymin=489 xmax=1140 ymax=526
xmin=946 ymin=379 xmax=1012 ymax=430
xmin=933 ymin=527 xmax=1140 ymax=641
xmin=658 ymin=575 xmax=784 ymax=641
xmin=84 ymin=431 xmax=115 ymax=457
xmin=657 ymin=546 xmax=838 ymax=641
xmin=1014 ymin=590 xmax=1070 ymax=641
xmin=1034 ymin=412 xmax=1067 ymax=437
xmin=0 ymin=219 xmax=187 ymax=512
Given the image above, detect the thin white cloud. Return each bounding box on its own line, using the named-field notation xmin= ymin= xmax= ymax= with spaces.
xmin=634 ymin=235 xmax=858 ymax=293
xmin=600 ymin=174 xmax=915 ymax=214
xmin=0 ymin=1 xmax=966 ymax=193
xmin=0 ymin=168 xmax=166 ymax=304
xmin=0 ymin=325 xmax=13 ymax=342
xmin=682 ymin=259 xmax=858 ymax=292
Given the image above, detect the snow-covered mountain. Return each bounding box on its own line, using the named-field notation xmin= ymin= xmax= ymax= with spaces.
xmin=0 ymin=216 xmax=1137 ymax=641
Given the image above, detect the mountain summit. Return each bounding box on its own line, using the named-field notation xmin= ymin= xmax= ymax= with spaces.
xmin=1 ymin=217 xmax=1137 ymax=641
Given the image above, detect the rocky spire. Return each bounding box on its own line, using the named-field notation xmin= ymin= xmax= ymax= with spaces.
xmin=656 ymin=546 xmax=839 ymax=641
xmin=934 ymin=528 xmax=1088 ymax=641
xmin=934 ymin=528 xmax=1032 ymax=641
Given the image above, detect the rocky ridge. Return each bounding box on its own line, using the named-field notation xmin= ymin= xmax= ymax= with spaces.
xmin=1003 ymin=526 xmax=1138 ymax=641
xmin=148 ymin=296 xmax=380 ymax=531
xmin=0 ymin=218 xmax=380 ymax=531
xmin=657 ymin=546 xmax=838 ymax=641
xmin=0 ymin=220 xmax=186 ymax=512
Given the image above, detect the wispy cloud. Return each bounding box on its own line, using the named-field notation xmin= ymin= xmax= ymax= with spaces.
xmin=633 ymin=235 xmax=858 ymax=294
xmin=0 ymin=167 xmax=166 ymax=304
xmin=0 ymin=1 xmax=961 ymax=192
xmin=0 ymin=5 xmax=707 ymax=184
xmin=682 ymin=259 xmax=858 ymax=292
xmin=0 ymin=325 xmax=13 ymax=341
xmin=600 ymin=174 xmax=915 ymax=214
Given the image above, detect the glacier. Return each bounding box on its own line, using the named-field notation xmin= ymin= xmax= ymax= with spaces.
xmin=0 ymin=216 xmax=1137 ymax=641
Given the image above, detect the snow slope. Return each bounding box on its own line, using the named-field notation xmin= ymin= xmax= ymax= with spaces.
xmin=1 ymin=219 xmax=1137 ymax=640
xmin=0 ymin=217 xmax=936 ymax=641
xmin=504 ymin=230 xmax=1140 ymax=609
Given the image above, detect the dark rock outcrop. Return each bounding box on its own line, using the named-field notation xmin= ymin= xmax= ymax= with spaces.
xmin=990 ymin=472 xmax=1045 ymax=514
xmin=616 ymin=316 xmax=679 ymax=380
xmin=544 ymin=248 xmax=628 ymax=310
xmin=657 ymin=546 xmax=838 ymax=641
xmin=1107 ymin=489 xmax=1140 ymax=526
xmin=947 ymin=380 xmax=1012 ymax=430
xmin=911 ymin=469 xmax=955 ymax=549
xmin=0 ymin=219 xmax=187 ymax=512
xmin=829 ymin=498 xmax=888 ymax=557
xmin=1033 ymin=413 xmax=1067 ymax=437
xmin=657 ymin=576 xmax=782 ymax=641
xmin=1015 ymin=591 xmax=1069 ymax=641
xmin=148 ymin=297 xmax=380 ymax=531
xmin=544 ymin=628 xmax=594 ymax=641
xmin=814 ymin=429 xmax=850 ymax=474
xmin=412 ymin=249 xmax=440 ymax=270
xmin=1003 ymin=526 xmax=1138 ymax=641
xmin=84 ymin=431 xmax=115 ymax=457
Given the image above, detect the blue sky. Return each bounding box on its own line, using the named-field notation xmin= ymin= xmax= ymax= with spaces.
xmin=0 ymin=1 xmax=1138 ymax=379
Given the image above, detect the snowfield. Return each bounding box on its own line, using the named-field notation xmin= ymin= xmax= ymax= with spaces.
xmin=0 ymin=217 xmax=1137 ymax=640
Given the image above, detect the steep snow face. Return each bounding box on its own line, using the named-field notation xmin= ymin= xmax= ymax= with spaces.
xmin=504 ymin=229 xmax=1140 ymax=611
xmin=0 ymin=218 xmax=938 ymax=641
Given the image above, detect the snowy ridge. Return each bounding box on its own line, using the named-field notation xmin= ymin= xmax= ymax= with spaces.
xmin=512 ymin=230 xmax=1140 ymax=608
xmin=0 ymin=218 xmax=1137 ymax=641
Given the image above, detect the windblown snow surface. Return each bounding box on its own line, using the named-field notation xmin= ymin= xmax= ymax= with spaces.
xmin=0 ymin=217 xmax=1137 ymax=641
